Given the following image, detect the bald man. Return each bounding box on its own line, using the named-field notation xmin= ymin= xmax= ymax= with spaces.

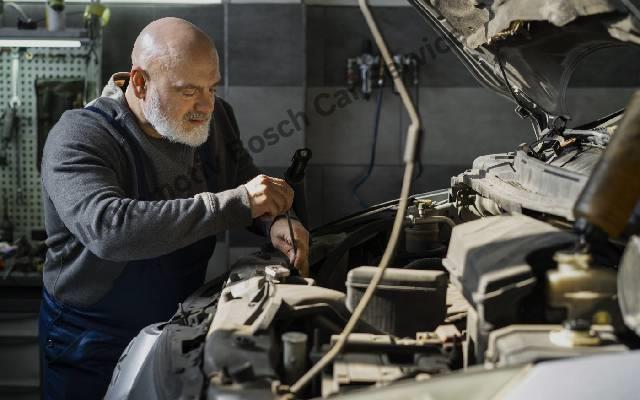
xmin=38 ymin=18 xmax=309 ymax=399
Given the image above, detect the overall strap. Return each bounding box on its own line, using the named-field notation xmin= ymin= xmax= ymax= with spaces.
xmin=84 ymin=106 xmax=150 ymax=199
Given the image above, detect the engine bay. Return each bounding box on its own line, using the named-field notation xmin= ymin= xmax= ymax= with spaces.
xmin=105 ymin=121 xmax=640 ymax=399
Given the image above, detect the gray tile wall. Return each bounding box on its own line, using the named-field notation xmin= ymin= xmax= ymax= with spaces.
xmin=307 ymin=6 xmax=478 ymax=87
xmin=226 ymin=86 xmax=306 ymax=167
xmin=227 ymin=4 xmax=305 ymax=86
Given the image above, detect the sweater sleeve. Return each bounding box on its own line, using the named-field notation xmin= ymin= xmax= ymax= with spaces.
xmin=217 ymin=99 xmax=277 ymax=236
xmin=41 ymin=111 xmax=254 ymax=262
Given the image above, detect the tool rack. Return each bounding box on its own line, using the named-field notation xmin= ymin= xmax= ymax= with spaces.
xmin=0 ymin=29 xmax=102 ymax=241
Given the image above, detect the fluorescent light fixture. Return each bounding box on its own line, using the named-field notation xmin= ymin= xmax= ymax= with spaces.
xmin=99 ymin=0 xmax=221 ymax=3
xmin=0 ymin=39 xmax=82 ymax=48
xmin=11 ymin=0 xmax=222 ymax=3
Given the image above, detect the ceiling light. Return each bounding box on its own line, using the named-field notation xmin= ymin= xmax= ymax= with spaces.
xmin=0 ymin=39 xmax=83 ymax=48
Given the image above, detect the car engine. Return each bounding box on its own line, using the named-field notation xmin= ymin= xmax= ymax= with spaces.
xmin=105 ymin=111 xmax=639 ymax=399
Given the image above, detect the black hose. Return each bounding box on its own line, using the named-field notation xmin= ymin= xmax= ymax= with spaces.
xmin=353 ymin=85 xmax=384 ymax=208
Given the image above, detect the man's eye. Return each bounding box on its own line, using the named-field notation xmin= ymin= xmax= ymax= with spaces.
xmin=183 ymin=90 xmax=196 ymax=97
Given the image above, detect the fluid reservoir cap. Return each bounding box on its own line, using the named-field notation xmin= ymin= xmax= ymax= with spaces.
xmin=265 ymin=265 xmax=290 ymax=281
xmin=282 ymin=331 xmax=307 ymax=344
xmin=618 ymin=236 xmax=640 ymax=336
xmin=553 ymin=250 xmax=592 ymax=271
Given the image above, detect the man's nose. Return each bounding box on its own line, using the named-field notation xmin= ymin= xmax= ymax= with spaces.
xmin=195 ymin=91 xmax=215 ymax=114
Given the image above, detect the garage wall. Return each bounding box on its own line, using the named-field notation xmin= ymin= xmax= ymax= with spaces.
xmin=304 ymin=6 xmax=532 ymax=228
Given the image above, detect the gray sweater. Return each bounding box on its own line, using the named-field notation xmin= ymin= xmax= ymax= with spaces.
xmin=42 ymin=73 xmax=264 ymax=307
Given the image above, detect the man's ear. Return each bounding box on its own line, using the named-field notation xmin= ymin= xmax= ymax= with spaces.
xmin=130 ymin=67 xmax=147 ymax=99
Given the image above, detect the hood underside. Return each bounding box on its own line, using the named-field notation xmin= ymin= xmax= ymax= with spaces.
xmin=409 ymin=0 xmax=640 ymax=132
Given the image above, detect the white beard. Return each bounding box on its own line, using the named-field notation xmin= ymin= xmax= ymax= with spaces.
xmin=142 ymin=88 xmax=211 ymax=147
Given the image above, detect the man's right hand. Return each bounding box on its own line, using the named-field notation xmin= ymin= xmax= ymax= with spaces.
xmin=244 ymin=174 xmax=294 ymax=218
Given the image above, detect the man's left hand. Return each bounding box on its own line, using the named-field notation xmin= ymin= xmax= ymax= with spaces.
xmin=270 ymin=217 xmax=310 ymax=277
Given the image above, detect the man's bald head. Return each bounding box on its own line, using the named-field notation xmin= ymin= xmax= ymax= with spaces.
xmin=131 ymin=17 xmax=218 ymax=76
xmin=126 ymin=18 xmax=221 ymax=146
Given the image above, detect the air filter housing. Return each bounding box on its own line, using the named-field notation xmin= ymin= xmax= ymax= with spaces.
xmin=346 ymin=266 xmax=447 ymax=337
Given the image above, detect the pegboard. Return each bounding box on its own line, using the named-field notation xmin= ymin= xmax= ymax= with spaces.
xmin=0 ymin=41 xmax=102 ymax=241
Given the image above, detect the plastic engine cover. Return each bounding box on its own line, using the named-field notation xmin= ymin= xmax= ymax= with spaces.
xmin=443 ymin=215 xmax=576 ymax=325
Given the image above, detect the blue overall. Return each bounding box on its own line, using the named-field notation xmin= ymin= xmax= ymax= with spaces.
xmin=39 ymin=107 xmax=217 ymax=399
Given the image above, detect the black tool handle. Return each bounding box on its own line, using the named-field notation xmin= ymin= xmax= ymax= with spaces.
xmin=285 ymin=148 xmax=312 ymax=185
xmin=284 ymin=148 xmax=312 ymax=227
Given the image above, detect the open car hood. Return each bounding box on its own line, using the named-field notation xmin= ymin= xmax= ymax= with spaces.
xmin=408 ymin=0 xmax=640 ymax=134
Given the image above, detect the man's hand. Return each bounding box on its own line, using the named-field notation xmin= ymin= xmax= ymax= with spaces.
xmin=244 ymin=175 xmax=294 ymax=218
xmin=270 ymin=217 xmax=310 ymax=277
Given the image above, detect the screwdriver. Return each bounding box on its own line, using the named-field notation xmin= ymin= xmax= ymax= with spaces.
xmin=285 ymin=210 xmax=297 ymax=260
xmin=284 ymin=148 xmax=313 ymax=265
